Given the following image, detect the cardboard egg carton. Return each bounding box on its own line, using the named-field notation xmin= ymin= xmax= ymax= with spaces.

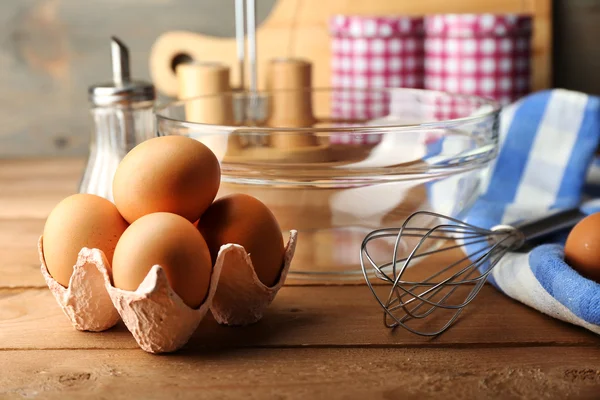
xmin=38 ymin=231 xmax=297 ymax=354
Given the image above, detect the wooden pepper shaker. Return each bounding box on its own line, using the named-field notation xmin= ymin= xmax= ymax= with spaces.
xmin=266 ymin=58 xmax=318 ymax=149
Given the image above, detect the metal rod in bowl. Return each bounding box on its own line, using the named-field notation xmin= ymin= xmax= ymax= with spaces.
xmin=245 ymin=0 xmax=259 ymax=125
xmin=235 ymin=0 xmax=245 ymax=91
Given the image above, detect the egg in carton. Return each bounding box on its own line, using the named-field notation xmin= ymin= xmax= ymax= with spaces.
xmin=38 ymin=230 xmax=298 ymax=354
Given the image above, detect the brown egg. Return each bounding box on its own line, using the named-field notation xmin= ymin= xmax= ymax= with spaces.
xmin=43 ymin=194 xmax=129 ymax=287
xmin=565 ymin=212 xmax=600 ymax=283
xmin=198 ymin=194 xmax=284 ymax=287
xmin=113 ymin=135 xmax=221 ymax=223
xmin=112 ymin=212 xmax=213 ymax=309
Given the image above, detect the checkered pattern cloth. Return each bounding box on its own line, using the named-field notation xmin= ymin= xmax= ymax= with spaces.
xmin=428 ymin=93 xmax=494 ymax=121
xmin=328 ymin=14 xmax=532 ymax=145
xmin=463 ymin=89 xmax=600 ymax=335
xmin=424 ymin=14 xmax=532 ymax=106
xmin=329 ymin=15 xmax=425 ymax=122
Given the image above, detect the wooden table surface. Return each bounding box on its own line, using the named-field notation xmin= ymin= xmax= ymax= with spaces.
xmin=1 ymin=158 xmax=599 ymax=399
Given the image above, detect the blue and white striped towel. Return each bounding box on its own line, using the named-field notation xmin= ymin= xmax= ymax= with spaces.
xmin=466 ymin=89 xmax=600 ymax=334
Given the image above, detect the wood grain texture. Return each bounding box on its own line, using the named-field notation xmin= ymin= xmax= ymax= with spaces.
xmin=0 ymin=219 xmax=46 ymax=287
xmin=0 ymin=0 xmax=277 ymax=158
xmin=2 ymin=156 xmax=600 ymax=398
xmin=0 ymin=158 xmax=83 ymax=218
xmin=1 ymin=347 xmax=599 ymax=399
xmin=2 ymin=287 xmax=599 ymax=350
xmin=0 ymin=158 xmax=82 ymax=287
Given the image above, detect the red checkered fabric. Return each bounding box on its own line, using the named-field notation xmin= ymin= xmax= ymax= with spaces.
xmin=424 ymin=14 xmax=532 ymax=107
xmin=329 ymin=15 xmax=425 ymax=121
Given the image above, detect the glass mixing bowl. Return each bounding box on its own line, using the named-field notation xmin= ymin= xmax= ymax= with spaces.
xmin=155 ymin=88 xmax=500 ymax=282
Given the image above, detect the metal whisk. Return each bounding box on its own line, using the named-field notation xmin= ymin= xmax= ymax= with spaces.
xmin=360 ymin=207 xmax=586 ymax=336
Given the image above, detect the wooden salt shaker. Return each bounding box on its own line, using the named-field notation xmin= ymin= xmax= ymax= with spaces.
xmin=176 ymin=62 xmax=240 ymax=158
xmin=176 ymin=61 xmax=234 ymax=125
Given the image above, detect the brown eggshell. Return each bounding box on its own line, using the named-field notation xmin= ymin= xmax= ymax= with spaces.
xmin=210 ymin=230 xmax=297 ymax=326
xmin=565 ymin=212 xmax=600 ymax=283
xmin=42 ymin=194 xmax=129 ymax=287
xmin=112 ymin=136 xmax=221 ymax=223
xmin=38 ymin=237 xmax=120 ymax=332
xmin=198 ymin=194 xmax=285 ymax=287
xmin=112 ymin=213 xmax=213 ymax=309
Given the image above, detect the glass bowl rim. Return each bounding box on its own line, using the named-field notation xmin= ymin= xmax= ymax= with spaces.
xmin=154 ymin=87 xmax=502 ymax=134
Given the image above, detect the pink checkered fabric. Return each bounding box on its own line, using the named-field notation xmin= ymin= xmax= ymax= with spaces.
xmin=424 ymin=14 xmax=532 ymax=107
xmin=330 ymin=15 xmax=425 ymax=122
xmin=429 ymin=94 xmax=489 ymax=121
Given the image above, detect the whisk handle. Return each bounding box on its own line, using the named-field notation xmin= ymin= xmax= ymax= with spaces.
xmin=514 ymin=207 xmax=586 ymax=243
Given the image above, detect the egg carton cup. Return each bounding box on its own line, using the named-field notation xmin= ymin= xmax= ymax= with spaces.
xmin=97 ymin=256 xmax=223 ymax=354
xmin=211 ymin=230 xmax=298 ymax=326
xmin=38 ymin=230 xmax=298 ymax=354
xmin=39 ymin=237 xmax=120 ymax=332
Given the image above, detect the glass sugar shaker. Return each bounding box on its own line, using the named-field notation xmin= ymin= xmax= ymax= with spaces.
xmin=79 ymin=36 xmax=156 ymax=201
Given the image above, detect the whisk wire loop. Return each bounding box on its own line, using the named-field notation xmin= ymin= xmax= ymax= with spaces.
xmin=360 ymin=210 xmax=520 ymax=336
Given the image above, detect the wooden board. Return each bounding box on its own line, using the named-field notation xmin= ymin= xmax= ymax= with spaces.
xmin=2 ymin=286 xmax=599 ymax=351
xmin=1 ymin=348 xmax=599 ymax=399
xmin=0 ymin=158 xmax=82 ymax=219
xmin=1 ymin=158 xmax=600 ymax=399
xmin=150 ymin=0 xmax=552 ymax=97
xmin=0 ymin=220 xmax=46 ymax=288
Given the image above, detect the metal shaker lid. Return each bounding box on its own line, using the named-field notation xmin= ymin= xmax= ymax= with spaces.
xmin=89 ymin=36 xmax=155 ymax=107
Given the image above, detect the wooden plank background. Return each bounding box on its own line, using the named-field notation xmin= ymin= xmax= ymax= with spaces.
xmin=0 ymin=0 xmax=598 ymax=159
xmin=2 ymin=348 xmax=599 ymax=399
xmin=1 ymin=157 xmax=600 ymax=398
xmin=0 ymin=0 xmax=276 ymax=159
